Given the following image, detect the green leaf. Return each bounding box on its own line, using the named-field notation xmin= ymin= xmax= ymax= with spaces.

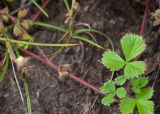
xmin=136 ymin=87 xmax=154 ymax=100
xmin=102 ymin=51 xmax=125 ymax=71
xmin=115 ymin=75 xmax=127 ymax=85
xmin=100 ymin=80 xmax=115 ymax=94
xmin=101 ymin=93 xmax=115 ymax=106
xmin=131 ymin=77 xmax=149 ymax=94
xmin=31 ymin=0 xmax=49 ymax=18
xmin=120 ymin=34 xmax=146 ymax=62
xmin=116 ymin=87 xmax=126 ymax=99
xmin=74 ymin=28 xmax=114 ymax=51
xmin=34 ymin=22 xmax=67 ymax=32
xmin=72 ymin=35 xmax=102 ymax=48
xmin=124 ymin=61 xmax=146 ymax=78
xmin=136 ymin=99 xmax=154 ymax=114
xmin=0 ymin=51 xmax=9 ymax=83
xmin=135 ymin=87 xmax=154 ymax=114
xmin=119 ymin=98 xmax=136 ymax=114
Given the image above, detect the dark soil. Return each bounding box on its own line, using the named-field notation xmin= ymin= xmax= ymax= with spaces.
xmin=0 ymin=0 xmax=160 ymax=114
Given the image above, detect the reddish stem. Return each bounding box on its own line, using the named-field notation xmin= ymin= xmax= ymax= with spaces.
xmin=17 ymin=47 xmax=105 ymax=95
xmin=139 ymin=0 xmax=151 ymax=36
xmin=32 ymin=0 xmax=51 ymax=22
xmin=69 ymin=73 xmax=106 ymax=95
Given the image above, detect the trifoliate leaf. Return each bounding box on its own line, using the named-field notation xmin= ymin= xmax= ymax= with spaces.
xmin=136 ymin=87 xmax=154 ymax=100
xmin=131 ymin=77 xmax=149 ymax=94
xmin=120 ymin=34 xmax=146 ymax=62
xmin=116 ymin=87 xmax=126 ymax=99
xmin=136 ymin=99 xmax=154 ymax=114
xmin=119 ymin=98 xmax=136 ymax=114
xmin=102 ymin=51 xmax=125 ymax=71
xmin=13 ymin=25 xmax=22 ymax=36
xmin=100 ymin=80 xmax=115 ymax=94
xmin=124 ymin=61 xmax=146 ymax=78
xmin=101 ymin=93 xmax=115 ymax=106
xmin=115 ymin=75 xmax=127 ymax=85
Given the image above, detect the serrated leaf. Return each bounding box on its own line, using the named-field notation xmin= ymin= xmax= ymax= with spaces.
xmin=13 ymin=25 xmax=22 ymax=36
xmin=131 ymin=77 xmax=149 ymax=94
xmin=101 ymin=93 xmax=115 ymax=106
xmin=124 ymin=61 xmax=146 ymax=78
xmin=100 ymin=80 xmax=115 ymax=94
xmin=132 ymin=86 xmax=141 ymax=94
xmin=119 ymin=98 xmax=136 ymax=114
xmin=115 ymin=75 xmax=127 ymax=85
xmin=18 ymin=8 xmax=28 ymax=19
xmin=136 ymin=99 xmax=154 ymax=114
xmin=121 ymin=34 xmax=146 ymax=62
xmin=102 ymin=51 xmax=125 ymax=71
xmin=116 ymin=87 xmax=126 ymax=99
xmin=136 ymin=87 xmax=154 ymax=100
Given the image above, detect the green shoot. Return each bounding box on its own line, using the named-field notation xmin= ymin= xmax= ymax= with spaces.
xmin=23 ymin=78 xmax=32 ymax=114
xmin=30 ymin=0 xmax=49 ymax=18
xmin=74 ymin=29 xmax=114 ymax=50
xmin=0 ymin=37 xmax=78 ymax=47
xmin=34 ymin=21 xmax=67 ymax=32
xmin=0 ymin=51 xmax=9 ymax=83
xmin=71 ymin=35 xmax=103 ymax=48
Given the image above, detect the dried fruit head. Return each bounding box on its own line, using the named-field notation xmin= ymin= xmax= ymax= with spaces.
xmin=14 ymin=56 xmax=31 ymax=71
xmin=58 ymin=64 xmax=72 ymax=81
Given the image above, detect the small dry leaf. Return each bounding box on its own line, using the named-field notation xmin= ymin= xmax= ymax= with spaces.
xmin=58 ymin=64 xmax=72 ymax=81
xmin=0 ymin=7 xmax=9 ymax=15
xmin=0 ymin=7 xmax=9 ymax=22
xmin=152 ymin=9 xmax=160 ymax=26
xmin=21 ymin=19 xmax=34 ymax=29
xmin=13 ymin=24 xmax=22 ymax=36
xmin=18 ymin=8 xmax=29 ymax=19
